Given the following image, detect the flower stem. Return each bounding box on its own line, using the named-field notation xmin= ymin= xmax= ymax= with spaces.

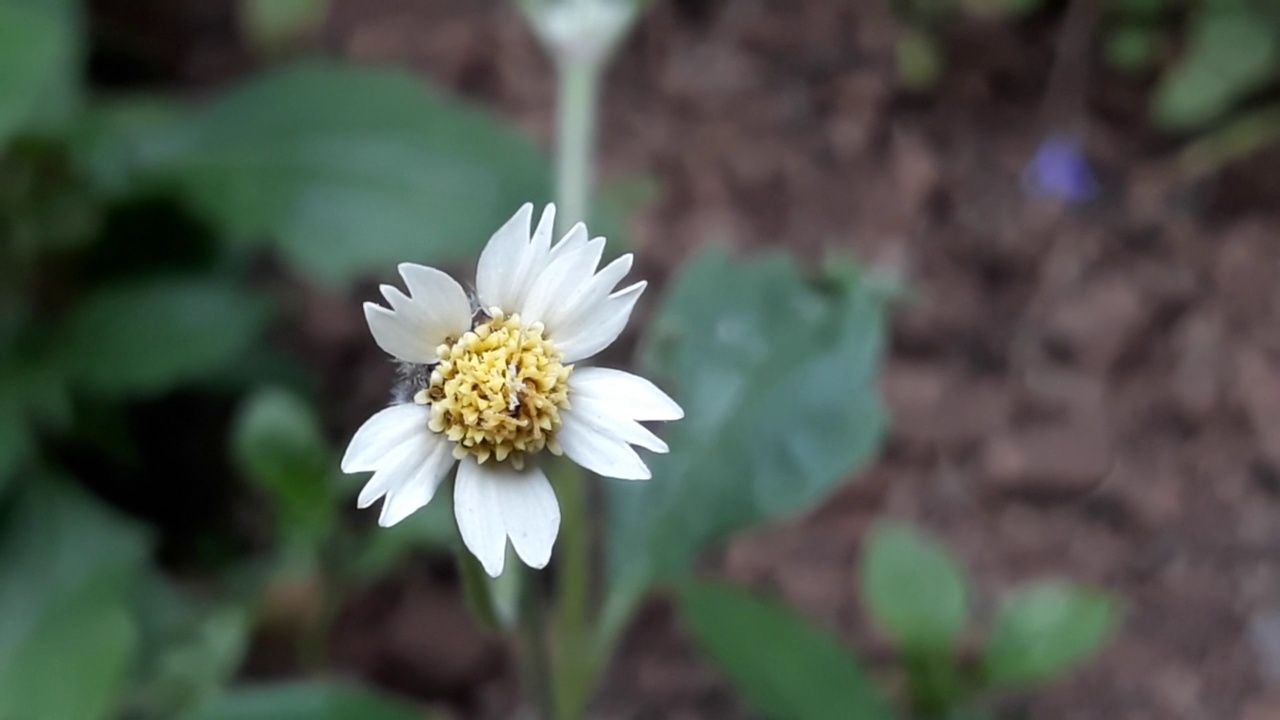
xmin=554 ymin=58 xmax=601 ymax=236
xmin=549 ymin=52 xmax=604 ymax=720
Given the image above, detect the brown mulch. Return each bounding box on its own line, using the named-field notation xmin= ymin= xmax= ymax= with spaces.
xmin=316 ymin=1 xmax=1280 ymax=718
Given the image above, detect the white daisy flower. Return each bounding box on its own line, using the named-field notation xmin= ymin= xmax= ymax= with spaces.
xmin=341 ymin=203 xmax=683 ymax=577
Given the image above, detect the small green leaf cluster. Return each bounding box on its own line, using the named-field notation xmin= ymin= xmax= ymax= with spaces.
xmin=675 ymin=523 xmax=1119 ymax=720
xmin=861 ymin=522 xmax=1120 ymax=719
xmin=0 ymin=0 xmax=550 ymax=717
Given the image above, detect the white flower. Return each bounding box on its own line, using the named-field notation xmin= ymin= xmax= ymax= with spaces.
xmin=341 ymin=203 xmax=683 ymax=576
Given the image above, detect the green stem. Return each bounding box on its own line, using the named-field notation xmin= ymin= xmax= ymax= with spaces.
xmin=554 ymin=59 xmax=601 ymax=235
xmin=548 ymin=53 xmax=604 ymax=720
xmin=552 ymin=462 xmax=594 ymax=720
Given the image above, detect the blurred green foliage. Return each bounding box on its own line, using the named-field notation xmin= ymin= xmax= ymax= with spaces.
xmin=0 ymin=0 xmax=548 ymax=716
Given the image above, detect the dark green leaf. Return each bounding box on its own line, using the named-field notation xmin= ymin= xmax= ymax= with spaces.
xmin=57 ymin=278 xmax=273 ymax=398
xmin=680 ymin=582 xmax=895 ymax=720
xmin=0 ymin=2 xmax=75 ymax=144
xmin=981 ymin=581 xmax=1120 ymax=689
xmin=605 ymin=248 xmax=888 ymax=635
xmin=1153 ymin=10 xmax=1278 ymax=130
xmin=188 ymin=682 xmax=428 ymax=720
xmin=138 ymin=61 xmax=550 ymax=284
xmin=860 ymin=522 xmax=969 ymax=653
xmin=232 ymin=388 xmax=334 ymax=540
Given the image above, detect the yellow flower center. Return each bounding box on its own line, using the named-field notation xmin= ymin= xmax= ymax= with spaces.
xmin=420 ymin=310 xmax=571 ymax=469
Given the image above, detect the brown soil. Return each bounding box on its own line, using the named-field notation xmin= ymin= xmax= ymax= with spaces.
xmin=316 ymin=0 xmax=1280 ymax=718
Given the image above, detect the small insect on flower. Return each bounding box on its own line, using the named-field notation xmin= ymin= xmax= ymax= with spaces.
xmin=342 ymin=204 xmax=683 ymax=576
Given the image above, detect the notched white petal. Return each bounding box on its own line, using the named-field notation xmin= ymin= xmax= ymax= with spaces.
xmin=557 ymin=415 xmax=653 ymax=481
xmin=364 ymin=303 xmax=437 ymax=364
xmin=568 ymin=367 xmax=684 ymax=421
xmin=554 ymin=281 xmax=647 ymax=363
xmin=377 ymin=436 xmax=454 ymax=527
xmin=476 ymin=203 xmax=535 ymax=310
xmin=453 ymin=458 xmax=561 ymax=576
xmin=520 ymin=237 xmax=606 ymax=327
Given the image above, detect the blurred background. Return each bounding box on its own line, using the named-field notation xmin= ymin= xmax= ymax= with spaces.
xmin=2 ymin=0 xmax=1280 ymax=718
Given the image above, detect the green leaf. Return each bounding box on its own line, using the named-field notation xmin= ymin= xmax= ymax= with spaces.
xmin=605 ymin=248 xmax=888 ymax=635
xmin=680 ymin=582 xmax=895 ymax=720
xmin=981 ymin=581 xmax=1120 ymax=689
xmin=138 ymin=61 xmax=550 ymax=284
xmin=860 ymin=522 xmax=969 ymax=653
xmin=232 ymin=388 xmax=334 ymax=541
xmin=1153 ymin=10 xmax=1279 ymax=130
xmin=0 ymin=2 xmax=74 ymax=144
xmin=57 ymin=278 xmax=273 ymax=398
xmin=189 ymin=682 xmax=428 ymax=720
xmin=0 ymin=588 xmax=136 ymax=720
xmin=239 ymin=0 xmax=328 ymax=53
xmin=0 ymin=480 xmax=149 ymax=720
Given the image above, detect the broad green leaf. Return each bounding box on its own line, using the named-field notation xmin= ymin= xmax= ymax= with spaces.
xmin=0 ymin=2 xmax=74 ymax=144
xmin=232 ymin=388 xmax=334 ymax=540
xmin=137 ymin=61 xmax=549 ymax=284
xmin=981 ymin=581 xmax=1119 ymax=688
xmin=605 ymin=249 xmax=888 ymax=635
xmin=860 ymin=522 xmax=969 ymax=653
xmin=239 ymin=0 xmax=328 ymax=53
xmin=0 ymin=480 xmax=149 ymax=720
xmin=0 ymin=587 xmax=136 ymax=720
xmin=56 ymin=278 xmax=273 ymax=398
xmin=188 ymin=682 xmax=428 ymax=720
xmin=1153 ymin=10 xmax=1279 ymax=130
xmin=680 ymin=582 xmax=895 ymax=720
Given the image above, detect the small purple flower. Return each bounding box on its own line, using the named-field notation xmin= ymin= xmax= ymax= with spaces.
xmin=1023 ymin=134 xmax=1098 ymax=204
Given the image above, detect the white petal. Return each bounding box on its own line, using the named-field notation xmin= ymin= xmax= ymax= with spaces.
xmin=364 ymin=303 xmax=437 ymax=364
xmin=377 ymin=433 xmax=456 ymax=526
xmin=454 ymin=458 xmax=561 ymax=576
xmin=561 ymin=399 xmax=669 ymax=453
xmin=476 ymin=203 xmax=533 ymax=310
xmin=554 ymin=281 xmax=646 ymax=363
xmin=546 ymin=222 xmax=589 ymax=262
xmin=518 ymin=237 xmax=605 ymax=327
xmin=568 ymin=367 xmax=684 ymax=421
xmin=397 ymin=263 xmax=473 ymax=331
xmin=557 ymin=413 xmax=652 ymax=480
xmin=341 ymin=403 xmax=430 ymax=473
xmin=546 ymin=253 xmax=633 ymax=333
xmin=476 ymin=204 xmax=558 ymax=312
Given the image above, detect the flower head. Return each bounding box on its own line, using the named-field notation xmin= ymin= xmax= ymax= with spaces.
xmin=342 ymin=204 xmax=683 ymax=576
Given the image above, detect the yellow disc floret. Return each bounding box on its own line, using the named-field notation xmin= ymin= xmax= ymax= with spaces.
xmin=420 ymin=310 xmax=571 ymax=469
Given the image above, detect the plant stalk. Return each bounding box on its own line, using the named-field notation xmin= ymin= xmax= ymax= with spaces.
xmin=548 ymin=52 xmax=605 ymax=720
